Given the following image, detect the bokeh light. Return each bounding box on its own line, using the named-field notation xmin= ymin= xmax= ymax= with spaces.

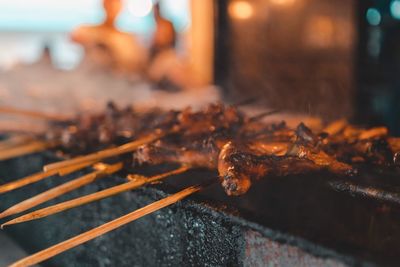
xmin=366 ymin=8 xmax=381 ymax=26
xmin=126 ymin=0 xmax=153 ymax=18
xmin=390 ymin=0 xmax=400 ymax=20
xmin=228 ymin=1 xmax=253 ymax=20
xmin=270 ymin=0 xmax=296 ymax=5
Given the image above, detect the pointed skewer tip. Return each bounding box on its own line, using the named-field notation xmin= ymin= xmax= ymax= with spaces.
xmin=9 ymin=181 xmax=213 ymax=267
xmin=0 ymin=211 xmax=11 ymax=220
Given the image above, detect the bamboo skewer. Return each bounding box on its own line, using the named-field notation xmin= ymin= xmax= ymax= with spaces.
xmin=9 ymin=181 xmax=211 ymax=267
xmin=248 ymin=110 xmax=280 ymax=123
xmin=233 ymin=96 xmax=260 ymax=107
xmin=0 ymin=160 xmax=97 ymax=195
xmin=0 ymin=121 xmax=48 ymax=135
xmin=0 ymin=135 xmax=34 ymax=150
xmin=43 ymin=130 xmax=166 ymax=172
xmin=0 ymin=162 xmax=123 ymax=220
xmin=2 ymin=166 xmax=190 ymax=227
xmin=56 ymin=160 xmax=98 ymax=176
xmin=329 ymin=180 xmax=400 ymax=205
xmin=0 ymin=141 xmax=58 ymax=161
xmin=0 ymin=169 xmax=59 ymax=195
xmin=0 ymin=106 xmax=71 ymax=121
xmin=323 ymin=119 xmax=348 ymax=136
xmin=359 ymin=127 xmax=388 ymax=140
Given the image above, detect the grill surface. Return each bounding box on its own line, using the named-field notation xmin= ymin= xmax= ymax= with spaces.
xmin=1 ymin=152 xmax=400 ymax=266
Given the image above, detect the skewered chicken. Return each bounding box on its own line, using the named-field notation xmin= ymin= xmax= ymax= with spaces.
xmin=2 ymin=102 xmax=400 ymax=267
xmin=134 ymin=122 xmax=355 ymax=195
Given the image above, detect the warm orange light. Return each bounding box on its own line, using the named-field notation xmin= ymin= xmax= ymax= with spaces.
xmin=270 ymin=0 xmax=296 ymax=5
xmin=228 ymin=1 xmax=254 ymax=20
xmin=304 ymin=16 xmax=335 ymax=48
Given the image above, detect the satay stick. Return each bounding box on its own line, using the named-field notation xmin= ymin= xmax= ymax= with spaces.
xmin=43 ymin=130 xmax=165 ymax=172
xmin=329 ymin=180 xmax=400 ymax=205
xmin=0 ymin=141 xmax=58 ymax=161
xmin=56 ymin=160 xmax=98 ymax=176
xmin=0 ymin=160 xmax=97 ymax=195
xmin=0 ymin=135 xmax=34 ymax=150
xmin=2 ymin=166 xmax=190 ymax=227
xmin=0 ymin=121 xmax=48 ymax=135
xmin=0 ymin=106 xmax=71 ymax=121
xmin=248 ymin=110 xmax=280 ymax=122
xmin=358 ymin=127 xmax=388 ymax=140
xmin=9 ymin=181 xmax=212 ymax=267
xmin=0 ymin=162 xmax=123 ymax=220
xmin=323 ymin=119 xmax=348 ymax=136
xmin=233 ymin=96 xmax=260 ymax=107
xmin=0 ymin=170 xmax=59 ymax=195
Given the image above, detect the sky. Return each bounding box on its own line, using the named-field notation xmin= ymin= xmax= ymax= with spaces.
xmin=0 ymin=0 xmax=190 ymax=33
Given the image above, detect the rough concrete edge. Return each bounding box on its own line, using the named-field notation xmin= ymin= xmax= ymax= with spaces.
xmin=139 ymin=185 xmax=376 ymax=267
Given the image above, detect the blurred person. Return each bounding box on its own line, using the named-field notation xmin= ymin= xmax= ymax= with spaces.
xmin=150 ymin=2 xmax=176 ymax=60
xmin=71 ymin=0 xmax=147 ymax=74
xmin=36 ymin=44 xmax=53 ymax=67
xmin=147 ymin=2 xmax=195 ymax=91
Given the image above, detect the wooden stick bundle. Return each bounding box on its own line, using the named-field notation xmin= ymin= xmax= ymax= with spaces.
xmin=0 ymin=160 xmax=97 ymax=195
xmin=0 ymin=162 xmax=123 ymax=220
xmin=0 ymin=106 xmax=71 ymax=121
xmin=0 ymin=141 xmax=58 ymax=161
xmin=1 ymin=165 xmax=190 ymax=227
xmin=9 ymin=182 xmax=209 ymax=267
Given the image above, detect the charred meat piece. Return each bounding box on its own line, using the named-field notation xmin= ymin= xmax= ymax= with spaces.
xmin=176 ymin=103 xmax=244 ymax=136
xmin=134 ymin=137 xmax=219 ymax=169
xmin=286 ymin=143 xmax=355 ymax=175
xmin=47 ymin=102 xmax=246 ymax=154
xmin=295 ymin=122 xmax=320 ymax=145
xmin=322 ymin=124 xmax=398 ymax=166
xmin=286 ymin=123 xmax=355 ymax=175
xmin=218 ymin=142 xmax=326 ymax=196
xmin=332 ymin=139 xmax=394 ymax=166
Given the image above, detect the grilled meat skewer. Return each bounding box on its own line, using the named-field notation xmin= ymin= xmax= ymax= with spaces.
xmin=134 ymin=123 xmax=354 ymax=196
xmin=3 ymin=103 xmax=400 ymax=267
xmin=218 ymin=141 xmax=355 ymax=195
